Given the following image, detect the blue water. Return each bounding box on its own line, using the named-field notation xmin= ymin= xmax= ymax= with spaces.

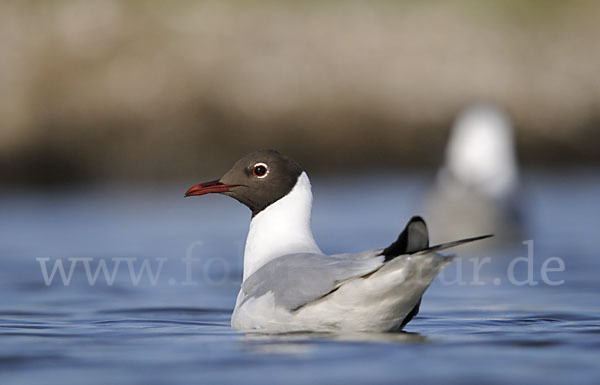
xmin=1 ymin=172 xmax=599 ymax=384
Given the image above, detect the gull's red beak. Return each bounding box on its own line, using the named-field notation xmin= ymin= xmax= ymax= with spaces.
xmin=184 ymin=179 xmax=237 ymax=197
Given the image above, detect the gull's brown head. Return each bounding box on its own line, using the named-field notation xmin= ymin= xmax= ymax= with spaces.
xmin=185 ymin=149 xmax=303 ymax=216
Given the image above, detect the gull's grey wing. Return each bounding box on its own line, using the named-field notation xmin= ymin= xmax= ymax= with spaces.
xmin=241 ymin=250 xmax=385 ymax=311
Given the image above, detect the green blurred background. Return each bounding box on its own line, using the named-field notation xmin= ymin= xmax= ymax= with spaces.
xmin=1 ymin=0 xmax=598 ymax=185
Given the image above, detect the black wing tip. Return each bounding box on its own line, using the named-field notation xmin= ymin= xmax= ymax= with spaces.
xmin=467 ymin=234 xmax=494 ymax=242
xmin=382 ymin=215 xmax=430 ymax=260
xmin=409 ymin=215 xmax=425 ymax=223
xmin=419 ymin=233 xmax=495 ymax=254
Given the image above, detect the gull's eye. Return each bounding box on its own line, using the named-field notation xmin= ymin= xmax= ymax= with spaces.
xmin=252 ymin=163 xmax=269 ymax=178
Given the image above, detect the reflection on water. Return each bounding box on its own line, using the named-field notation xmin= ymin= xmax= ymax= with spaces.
xmin=1 ymin=171 xmax=599 ymax=384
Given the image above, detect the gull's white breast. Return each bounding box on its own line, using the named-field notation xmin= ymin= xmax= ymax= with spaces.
xmin=242 ymin=172 xmax=321 ymax=280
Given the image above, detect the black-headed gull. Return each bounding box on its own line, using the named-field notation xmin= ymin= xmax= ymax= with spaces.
xmin=426 ymin=103 xmax=523 ymax=243
xmin=186 ymin=149 xmax=490 ymax=332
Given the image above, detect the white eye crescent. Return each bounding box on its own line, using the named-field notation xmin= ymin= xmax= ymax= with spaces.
xmin=252 ymin=163 xmax=269 ymax=178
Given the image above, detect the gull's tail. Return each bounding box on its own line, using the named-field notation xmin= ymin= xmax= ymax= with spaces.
xmin=379 ymin=215 xmax=492 ymax=329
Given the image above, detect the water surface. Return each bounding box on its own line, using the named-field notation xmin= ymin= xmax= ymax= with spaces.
xmin=1 ymin=172 xmax=599 ymax=384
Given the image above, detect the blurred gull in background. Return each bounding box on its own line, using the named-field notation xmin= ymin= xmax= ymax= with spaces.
xmin=425 ymin=103 xmax=524 ymax=247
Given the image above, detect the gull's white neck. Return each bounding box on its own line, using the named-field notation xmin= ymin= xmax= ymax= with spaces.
xmin=243 ymin=172 xmax=321 ymax=280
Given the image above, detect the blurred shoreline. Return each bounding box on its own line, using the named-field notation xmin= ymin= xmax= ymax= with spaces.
xmin=1 ymin=0 xmax=598 ymax=185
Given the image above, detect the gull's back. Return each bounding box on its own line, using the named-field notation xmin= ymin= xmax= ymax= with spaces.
xmin=232 ymin=217 xmax=470 ymax=333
